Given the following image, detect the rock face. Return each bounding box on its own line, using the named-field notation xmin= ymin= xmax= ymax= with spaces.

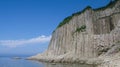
xmin=29 ymin=0 xmax=120 ymax=66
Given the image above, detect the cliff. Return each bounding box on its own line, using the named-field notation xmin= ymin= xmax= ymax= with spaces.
xmin=29 ymin=0 xmax=120 ymax=66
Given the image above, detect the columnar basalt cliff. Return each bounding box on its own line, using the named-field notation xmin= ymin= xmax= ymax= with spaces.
xmin=29 ymin=0 xmax=120 ymax=66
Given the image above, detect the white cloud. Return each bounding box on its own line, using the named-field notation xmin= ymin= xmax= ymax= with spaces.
xmin=0 ymin=35 xmax=51 ymax=48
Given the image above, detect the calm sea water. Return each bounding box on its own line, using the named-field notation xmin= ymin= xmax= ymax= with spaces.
xmin=0 ymin=57 xmax=95 ymax=67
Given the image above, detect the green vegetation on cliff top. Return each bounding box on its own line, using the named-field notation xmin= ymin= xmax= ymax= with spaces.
xmin=94 ymin=0 xmax=119 ymax=11
xmin=56 ymin=0 xmax=118 ymax=29
xmin=57 ymin=6 xmax=91 ymax=28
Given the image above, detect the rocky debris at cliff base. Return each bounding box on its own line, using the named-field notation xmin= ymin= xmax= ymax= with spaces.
xmin=98 ymin=52 xmax=120 ymax=67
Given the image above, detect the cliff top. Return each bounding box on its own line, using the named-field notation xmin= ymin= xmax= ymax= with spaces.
xmin=56 ymin=0 xmax=119 ymax=29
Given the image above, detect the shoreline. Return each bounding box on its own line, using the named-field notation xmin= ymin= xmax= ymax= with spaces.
xmin=27 ymin=58 xmax=98 ymax=67
xmin=28 ymin=51 xmax=120 ymax=67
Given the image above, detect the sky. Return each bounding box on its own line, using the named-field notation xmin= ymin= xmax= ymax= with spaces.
xmin=0 ymin=0 xmax=111 ymax=57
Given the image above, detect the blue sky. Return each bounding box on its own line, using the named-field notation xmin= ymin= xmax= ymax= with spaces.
xmin=0 ymin=0 xmax=111 ymax=57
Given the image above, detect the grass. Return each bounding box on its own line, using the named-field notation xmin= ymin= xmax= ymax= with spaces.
xmin=72 ymin=6 xmax=92 ymax=16
xmin=57 ymin=6 xmax=92 ymax=28
xmin=56 ymin=0 xmax=119 ymax=29
xmin=94 ymin=0 xmax=119 ymax=11
xmin=75 ymin=25 xmax=86 ymax=32
xmin=57 ymin=16 xmax=72 ymax=28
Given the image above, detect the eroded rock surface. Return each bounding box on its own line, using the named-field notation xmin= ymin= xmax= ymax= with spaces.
xmin=29 ymin=0 xmax=120 ymax=67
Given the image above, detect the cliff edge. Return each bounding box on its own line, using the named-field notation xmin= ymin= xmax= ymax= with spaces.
xmin=29 ymin=0 xmax=120 ymax=67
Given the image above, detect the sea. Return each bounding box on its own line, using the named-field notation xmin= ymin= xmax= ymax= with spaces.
xmin=0 ymin=57 xmax=96 ymax=67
